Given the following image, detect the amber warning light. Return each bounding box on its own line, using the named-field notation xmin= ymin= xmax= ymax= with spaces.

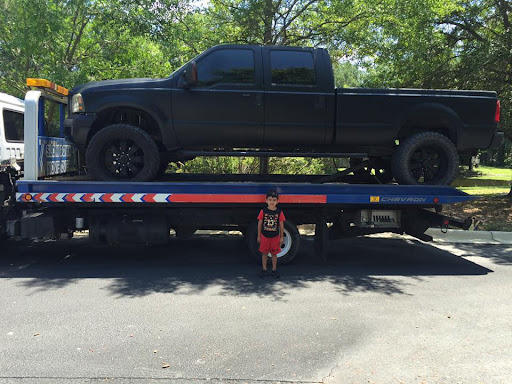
xmin=26 ymin=78 xmax=69 ymax=96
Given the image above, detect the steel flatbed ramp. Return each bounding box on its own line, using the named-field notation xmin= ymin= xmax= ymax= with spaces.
xmin=16 ymin=180 xmax=476 ymax=205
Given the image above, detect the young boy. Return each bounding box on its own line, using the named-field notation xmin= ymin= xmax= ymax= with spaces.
xmin=257 ymin=190 xmax=286 ymax=278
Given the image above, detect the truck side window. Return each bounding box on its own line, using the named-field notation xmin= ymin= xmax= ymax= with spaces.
xmin=44 ymin=102 xmax=61 ymax=137
xmin=270 ymin=51 xmax=316 ymax=85
xmin=196 ymin=49 xmax=255 ymax=86
xmin=3 ymin=109 xmax=24 ymax=142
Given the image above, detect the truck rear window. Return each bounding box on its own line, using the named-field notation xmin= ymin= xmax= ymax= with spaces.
xmin=197 ymin=49 xmax=255 ymax=86
xmin=3 ymin=109 xmax=24 ymax=142
xmin=270 ymin=51 xmax=316 ymax=85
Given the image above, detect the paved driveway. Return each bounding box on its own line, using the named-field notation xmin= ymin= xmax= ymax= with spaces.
xmin=0 ymin=234 xmax=510 ymax=383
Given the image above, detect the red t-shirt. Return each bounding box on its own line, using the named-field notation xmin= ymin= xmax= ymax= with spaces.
xmin=257 ymin=208 xmax=286 ymax=238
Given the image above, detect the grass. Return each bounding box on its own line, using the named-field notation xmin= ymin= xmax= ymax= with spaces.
xmin=445 ymin=166 xmax=512 ymax=231
xmin=467 ymin=165 xmax=512 ymax=181
xmin=441 ymin=193 xmax=512 ymax=232
xmin=452 ymin=165 xmax=512 ymax=190
xmin=458 ymin=186 xmax=511 ymax=195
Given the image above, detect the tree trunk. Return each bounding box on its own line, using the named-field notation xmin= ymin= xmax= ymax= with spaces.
xmin=263 ymin=0 xmax=274 ymax=44
xmin=259 ymin=157 xmax=269 ymax=175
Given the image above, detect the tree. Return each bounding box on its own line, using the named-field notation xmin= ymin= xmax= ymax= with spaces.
xmin=437 ymin=0 xmax=512 ymax=144
xmin=0 ymin=0 xmax=177 ymax=97
xmin=350 ymin=0 xmax=511 ymax=166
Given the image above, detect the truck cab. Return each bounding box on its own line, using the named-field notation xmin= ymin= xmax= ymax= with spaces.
xmin=172 ymin=45 xmax=334 ymax=147
xmin=0 ymin=92 xmax=24 ymax=171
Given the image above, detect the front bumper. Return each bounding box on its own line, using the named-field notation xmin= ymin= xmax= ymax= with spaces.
xmin=64 ymin=114 xmax=96 ymax=149
xmin=488 ymin=131 xmax=504 ymax=149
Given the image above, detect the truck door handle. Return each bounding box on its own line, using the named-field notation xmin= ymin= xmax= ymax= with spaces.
xmin=255 ymin=93 xmax=263 ymax=107
xmin=315 ymin=95 xmax=326 ymax=109
xmin=242 ymin=93 xmax=251 ymax=97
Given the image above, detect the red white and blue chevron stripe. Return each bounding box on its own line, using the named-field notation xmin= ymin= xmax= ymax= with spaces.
xmin=16 ymin=192 xmax=326 ymax=204
xmin=15 ymin=180 xmax=476 ymax=205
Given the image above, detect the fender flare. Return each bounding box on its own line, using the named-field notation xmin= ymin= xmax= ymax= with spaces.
xmin=398 ymin=102 xmax=462 ymax=146
xmin=88 ymin=96 xmax=178 ymax=149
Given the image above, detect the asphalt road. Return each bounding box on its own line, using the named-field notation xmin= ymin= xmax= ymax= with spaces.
xmin=0 ymin=234 xmax=511 ymax=384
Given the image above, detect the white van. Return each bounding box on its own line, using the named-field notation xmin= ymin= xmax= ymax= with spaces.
xmin=0 ymin=92 xmax=24 ymax=170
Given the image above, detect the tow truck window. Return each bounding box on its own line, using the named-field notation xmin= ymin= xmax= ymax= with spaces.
xmin=196 ymin=49 xmax=255 ymax=86
xmin=3 ymin=109 xmax=24 ymax=142
xmin=44 ymin=101 xmax=61 ymax=137
xmin=270 ymin=50 xmax=316 ymax=85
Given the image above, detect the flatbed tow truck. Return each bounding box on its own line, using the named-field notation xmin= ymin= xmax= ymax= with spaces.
xmin=0 ymin=80 xmax=476 ymax=264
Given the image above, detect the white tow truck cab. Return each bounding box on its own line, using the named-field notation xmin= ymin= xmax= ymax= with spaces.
xmin=0 ymin=92 xmax=24 ymax=171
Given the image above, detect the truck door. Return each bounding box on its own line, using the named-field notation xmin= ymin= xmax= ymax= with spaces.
xmin=0 ymin=107 xmax=25 ymax=165
xmin=263 ymin=48 xmax=328 ymax=146
xmin=172 ymin=47 xmax=264 ymax=147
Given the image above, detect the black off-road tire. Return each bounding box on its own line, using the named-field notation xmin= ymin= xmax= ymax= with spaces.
xmin=392 ymin=132 xmax=459 ymax=185
xmin=86 ymin=124 xmax=160 ymax=182
xmin=246 ymin=220 xmax=300 ymax=266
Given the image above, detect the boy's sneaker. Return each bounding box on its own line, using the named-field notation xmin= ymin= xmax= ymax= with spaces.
xmin=271 ymin=269 xmax=280 ymax=278
xmin=258 ymin=269 xmax=269 ymax=278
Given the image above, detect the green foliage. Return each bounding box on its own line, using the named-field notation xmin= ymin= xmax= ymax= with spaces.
xmin=269 ymin=157 xmax=345 ymax=175
xmin=465 ymin=166 xmax=512 ymax=181
xmin=344 ymin=0 xmax=511 ymax=165
xmin=0 ymin=0 xmax=177 ymax=97
xmin=0 ymin=0 xmax=510 ymax=172
xmin=169 ymin=157 xmax=261 ymax=174
xmin=333 ymin=61 xmax=365 ymax=88
xmin=168 ymin=156 xmax=346 ymax=175
xmin=207 ymin=0 xmax=366 ymax=52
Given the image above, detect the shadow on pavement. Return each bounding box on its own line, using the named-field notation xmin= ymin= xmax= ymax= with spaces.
xmin=0 ymin=234 xmax=494 ymax=300
xmin=439 ymin=242 xmax=512 ymax=266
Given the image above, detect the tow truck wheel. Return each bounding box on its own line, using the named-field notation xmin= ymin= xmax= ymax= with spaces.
xmin=86 ymin=124 xmax=161 ymax=182
xmin=392 ymin=132 xmax=459 ymax=185
xmin=246 ymin=220 xmax=300 ymax=265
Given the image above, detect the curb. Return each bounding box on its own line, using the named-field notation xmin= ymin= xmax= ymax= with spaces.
xmin=426 ymin=228 xmax=512 ymax=245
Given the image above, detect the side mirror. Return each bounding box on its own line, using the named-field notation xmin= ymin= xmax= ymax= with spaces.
xmin=184 ymin=61 xmax=198 ymax=88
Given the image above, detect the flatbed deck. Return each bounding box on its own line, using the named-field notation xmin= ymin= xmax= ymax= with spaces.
xmin=16 ymin=180 xmax=475 ymax=206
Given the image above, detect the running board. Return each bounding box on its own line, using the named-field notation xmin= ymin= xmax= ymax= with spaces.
xmin=175 ymin=150 xmax=367 ymax=159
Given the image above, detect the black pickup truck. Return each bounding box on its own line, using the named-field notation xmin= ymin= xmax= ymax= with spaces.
xmin=65 ymin=44 xmax=503 ymax=184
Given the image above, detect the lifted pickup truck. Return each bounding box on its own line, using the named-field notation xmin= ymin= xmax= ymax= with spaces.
xmin=65 ymin=44 xmax=503 ymax=184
